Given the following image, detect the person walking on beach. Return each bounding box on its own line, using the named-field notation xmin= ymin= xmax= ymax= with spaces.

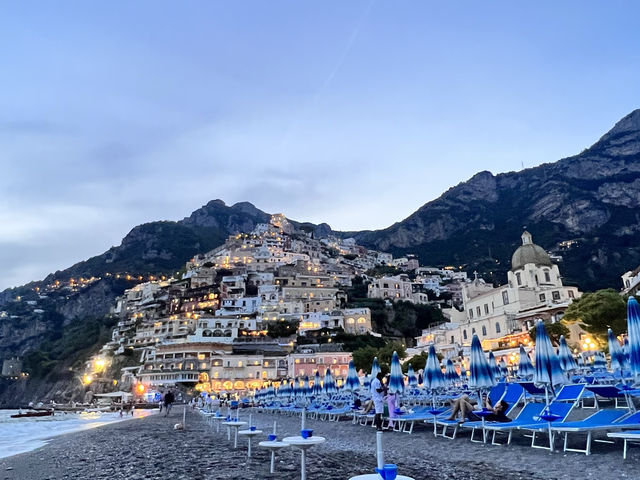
xmin=164 ymin=389 xmax=175 ymax=416
xmin=371 ymin=372 xmax=386 ymax=431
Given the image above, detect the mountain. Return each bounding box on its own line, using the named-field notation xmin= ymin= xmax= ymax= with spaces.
xmin=351 ymin=109 xmax=640 ymax=291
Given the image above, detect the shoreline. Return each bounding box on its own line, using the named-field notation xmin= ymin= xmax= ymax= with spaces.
xmin=1 ymin=409 xmax=639 ymax=479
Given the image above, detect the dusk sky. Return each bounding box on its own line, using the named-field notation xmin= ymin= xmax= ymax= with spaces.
xmin=2 ymin=1 xmax=640 ymax=290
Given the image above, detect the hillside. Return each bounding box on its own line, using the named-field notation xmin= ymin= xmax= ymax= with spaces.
xmin=350 ymin=109 xmax=640 ymax=291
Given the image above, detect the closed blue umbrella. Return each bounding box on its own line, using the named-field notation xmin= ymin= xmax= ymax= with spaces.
xmin=518 ymin=346 xmax=535 ymax=379
xmin=592 ymin=351 xmax=606 ymax=370
xmin=624 ymin=338 xmax=631 ymax=365
xmin=469 ymin=334 xmax=495 ymax=390
xmin=499 ymin=359 xmax=508 ymax=379
xmin=423 ymin=345 xmax=446 ymax=391
xmin=312 ymin=371 xmax=323 ymax=396
xmin=534 ymin=321 xmax=565 ymax=390
xmin=627 ymin=297 xmax=640 ymax=379
xmin=407 ymin=363 xmax=418 ymax=388
xmin=488 ymin=351 xmax=501 ymax=381
xmin=363 ymin=374 xmax=371 ymax=390
xmin=444 ymin=359 xmax=460 ymax=383
xmin=608 ymin=328 xmax=628 ymax=373
xmin=388 ymin=351 xmax=405 ymax=395
xmin=323 ymin=368 xmax=337 ymax=396
xmin=370 ymin=357 xmax=381 ymax=380
xmin=345 ymin=360 xmax=360 ymax=392
xmin=303 ymin=376 xmax=313 ymax=398
xmin=558 ymin=335 xmax=578 ymax=372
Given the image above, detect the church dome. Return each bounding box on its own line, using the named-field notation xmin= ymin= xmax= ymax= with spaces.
xmin=511 ymin=231 xmax=553 ymax=271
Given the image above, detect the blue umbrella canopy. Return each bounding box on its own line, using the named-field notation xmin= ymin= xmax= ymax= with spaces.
xmin=407 ymin=363 xmax=418 ymax=388
xmin=469 ymin=334 xmax=496 ymax=390
xmin=534 ymin=321 xmax=565 ymax=388
xmin=608 ymin=328 xmax=629 ymax=373
xmin=627 ymin=297 xmax=640 ymax=378
xmin=499 ymin=359 xmax=508 ymax=378
xmin=388 ymin=351 xmax=405 ymax=395
xmin=344 ymin=360 xmax=361 ymax=392
xmin=371 ymin=357 xmax=381 ymax=379
xmin=624 ymin=338 xmax=631 ymax=365
xmin=312 ymin=371 xmax=323 ymax=396
xmin=488 ymin=351 xmax=501 ymax=381
xmin=423 ymin=345 xmax=446 ymax=391
xmin=302 ymin=376 xmax=312 ymax=398
xmin=363 ymin=374 xmax=371 ymax=390
xmin=444 ymin=359 xmax=460 ymax=383
xmin=592 ymin=351 xmax=607 ymax=370
xmin=323 ymin=368 xmax=337 ymax=395
xmin=558 ymin=335 xmax=578 ymax=372
xmin=518 ymin=346 xmax=535 ymax=379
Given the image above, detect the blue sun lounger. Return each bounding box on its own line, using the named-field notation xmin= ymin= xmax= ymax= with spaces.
xmin=607 ymin=430 xmax=640 ymax=459
xmin=550 ymin=409 xmax=628 ymax=455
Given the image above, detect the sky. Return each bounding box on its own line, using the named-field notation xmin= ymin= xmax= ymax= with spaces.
xmin=1 ymin=1 xmax=640 ymax=290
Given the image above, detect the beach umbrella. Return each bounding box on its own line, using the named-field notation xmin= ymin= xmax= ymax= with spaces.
xmin=469 ymin=334 xmax=495 ymax=390
xmin=533 ymin=320 xmax=566 ymax=452
xmin=312 ymin=371 xmax=323 ymax=396
xmin=608 ymin=328 xmax=629 ymax=373
xmin=592 ymin=351 xmax=607 ymax=370
xmin=557 ymin=335 xmax=578 ymax=372
xmin=323 ymin=368 xmax=337 ymax=396
xmin=444 ymin=359 xmax=460 ymax=384
xmin=517 ymin=346 xmax=535 ymax=379
xmin=388 ymin=351 xmax=405 ymax=395
xmin=624 ymin=338 xmax=631 ymax=365
xmin=488 ymin=351 xmax=501 ymax=381
xmin=370 ymin=357 xmax=381 ymax=380
xmin=499 ymin=359 xmax=508 ymax=379
xmin=303 ymin=376 xmax=312 ymax=398
xmin=577 ymin=355 xmax=585 ymax=368
xmin=423 ymin=345 xmax=446 ymax=392
xmin=344 ymin=360 xmax=360 ymax=392
xmin=627 ymin=297 xmax=640 ymax=379
xmin=363 ymin=374 xmax=371 ymax=390
xmin=417 ymin=369 xmax=424 ymax=386
xmin=534 ymin=321 xmax=565 ymax=390
xmin=407 ymin=364 xmax=418 ymax=388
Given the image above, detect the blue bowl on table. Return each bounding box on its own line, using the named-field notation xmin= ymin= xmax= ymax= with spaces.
xmin=250 ymin=426 xmax=256 ymax=431
xmin=375 ymin=463 xmax=397 ymax=480
xmin=300 ymin=429 xmax=313 ymax=439
xmin=268 ymin=434 xmax=277 ymax=441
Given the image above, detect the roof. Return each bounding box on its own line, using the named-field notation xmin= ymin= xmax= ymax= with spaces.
xmin=511 ymin=231 xmax=553 ymax=271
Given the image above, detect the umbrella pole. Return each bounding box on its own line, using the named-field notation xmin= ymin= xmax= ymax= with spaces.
xmin=273 ymin=420 xmax=277 ymax=435
xmin=249 ymin=413 xmax=252 ymax=428
xmin=183 ymin=405 xmax=186 ymax=429
xmin=545 ymin=387 xmax=554 ymax=452
xmin=376 ymin=430 xmax=384 ymax=470
xmin=301 ymin=406 xmax=306 ymax=430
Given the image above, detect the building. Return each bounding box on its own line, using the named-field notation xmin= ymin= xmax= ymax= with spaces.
xmin=288 ymin=347 xmax=352 ymax=380
xmin=342 ymin=308 xmax=373 ymax=334
xmin=622 ymin=266 xmax=640 ymax=295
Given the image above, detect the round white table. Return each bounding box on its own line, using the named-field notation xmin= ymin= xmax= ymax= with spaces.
xmin=210 ymin=415 xmax=225 ymax=433
xmin=348 ymin=475 xmax=414 ymax=480
xmin=282 ymin=436 xmax=326 ymax=480
xmin=238 ymin=429 xmax=263 ymax=457
xmin=222 ymin=421 xmax=247 ymax=448
xmin=258 ymin=440 xmax=290 ymax=473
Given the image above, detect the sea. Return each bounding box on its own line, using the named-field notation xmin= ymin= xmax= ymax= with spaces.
xmin=0 ymin=408 xmax=157 ymax=459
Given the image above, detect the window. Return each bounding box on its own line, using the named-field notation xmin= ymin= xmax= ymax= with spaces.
xmin=552 ymin=291 xmax=561 ymax=301
xmin=484 ymin=304 xmax=489 ymax=315
xmin=476 ymin=306 xmax=481 ymax=317
xmin=495 ymin=322 xmax=501 ymax=334
xmin=539 ymin=293 xmax=546 ymax=302
xmin=472 ymin=328 xmax=476 ymax=335
xmin=544 ymin=270 xmax=551 ymax=283
xmin=535 ymin=275 xmax=539 ymax=285
xmin=450 ymin=335 xmax=454 ymax=344
xmin=357 ymin=317 xmax=366 ymax=324
xmin=383 ymin=283 xmax=389 ymax=289
xmin=568 ymin=290 xmax=575 ymax=299
xmin=482 ymin=326 xmax=487 ymax=336
xmin=516 ymin=272 xmax=522 ymax=286
xmin=502 ymin=291 xmax=509 ymax=305
xmin=469 ymin=309 xmax=474 ymax=319
xmin=463 ymin=330 xmax=468 ymax=340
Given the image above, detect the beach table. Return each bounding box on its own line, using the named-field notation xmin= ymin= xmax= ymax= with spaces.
xmin=210 ymin=414 xmax=225 ymax=433
xmin=258 ymin=440 xmax=290 ymax=473
xmin=348 ymin=475 xmax=414 ymax=480
xmin=282 ymin=435 xmax=326 ymax=480
xmin=222 ymin=421 xmax=247 ymax=448
xmin=238 ymin=429 xmax=263 ymax=458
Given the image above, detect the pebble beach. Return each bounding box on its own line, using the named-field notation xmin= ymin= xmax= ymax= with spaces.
xmin=1 ymin=408 xmax=640 ymax=480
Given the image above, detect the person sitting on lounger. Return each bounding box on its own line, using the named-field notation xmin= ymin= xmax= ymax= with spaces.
xmin=447 ymin=394 xmax=511 ymax=423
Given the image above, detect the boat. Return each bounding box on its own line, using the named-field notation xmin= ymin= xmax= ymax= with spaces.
xmin=10 ymin=410 xmax=54 ymax=418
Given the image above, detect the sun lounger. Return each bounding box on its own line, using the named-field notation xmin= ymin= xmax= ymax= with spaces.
xmin=551 ymin=409 xmax=629 ymax=455
xmin=607 ymin=429 xmax=640 ymax=459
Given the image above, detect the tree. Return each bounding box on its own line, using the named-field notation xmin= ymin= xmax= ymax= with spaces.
xmin=528 ymin=320 xmax=570 ymax=346
xmin=402 ymin=352 xmax=428 ymax=373
xmin=562 ymin=289 xmax=627 ymax=340
xmin=352 ymin=346 xmax=379 ymax=372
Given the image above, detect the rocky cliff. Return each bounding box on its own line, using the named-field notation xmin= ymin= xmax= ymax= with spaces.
xmin=351 ymin=109 xmax=640 ymax=291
